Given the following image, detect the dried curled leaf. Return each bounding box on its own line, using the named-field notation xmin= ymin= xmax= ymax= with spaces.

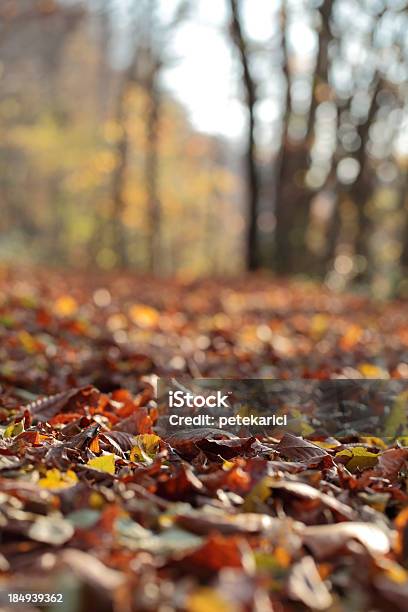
xmin=276 ymin=433 xmax=329 ymax=461
xmin=376 ymin=447 xmax=408 ymax=479
xmin=300 ymin=522 xmax=391 ymax=558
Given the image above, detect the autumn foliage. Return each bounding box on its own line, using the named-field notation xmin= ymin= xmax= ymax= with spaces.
xmin=0 ymin=268 xmax=406 ymax=611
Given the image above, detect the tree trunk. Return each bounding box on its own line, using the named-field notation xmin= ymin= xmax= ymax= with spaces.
xmin=350 ymin=78 xmax=381 ymax=280
xmin=110 ymin=77 xmax=131 ymax=268
xmin=273 ymin=0 xmax=332 ymax=276
xmin=229 ymin=0 xmax=260 ymax=271
xmin=398 ymin=173 xmax=408 ymax=273
xmin=145 ymin=66 xmax=161 ymax=275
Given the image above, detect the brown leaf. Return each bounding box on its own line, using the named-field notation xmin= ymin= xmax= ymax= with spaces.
xmin=26 ymin=386 xmax=100 ymax=423
xmin=175 ymin=534 xmax=250 ymax=575
xmin=376 ymin=447 xmax=408 ymax=480
xmin=300 ymin=522 xmax=391 ymax=559
xmin=166 ymin=429 xmax=238 ymax=459
xmin=112 ymin=408 xmax=153 ymax=435
xmin=276 ymin=433 xmax=329 ymax=461
xmin=176 ymin=511 xmax=280 ymax=536
xmin=196 ymin=436 xmax=257 ymax=460
xmin=267 ymin=478 xmax=356 ymax=520
xmin=99 ymin=431 xmax=136 ymax=455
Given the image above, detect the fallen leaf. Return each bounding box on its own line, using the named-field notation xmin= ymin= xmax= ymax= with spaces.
xmin=335 ymin=446 xmax=379 ymax=471
xmin=53 ymin=295 xmax=78 ymax=317
xmin=87 ymin=453 xmax=116 ymax=475
xmin=276 ymin=433 xmax=329 ymax=461
xmin=288 ymin=555 xmax=332 ymax=610
xmin=129 ymin=304 xmax=160 ymax=328
xmin=38 ymin=468 xmax=78 ymax=490
xmin=176 ymin=510 xmax=280 ymax=536
xmin=28 ymin=515 xmax=74 ymax=545
xmin=376 ymin=447 xmax=408 ymax=479
xmin=301 ymin=522 xmax=391 ymax=558
xmin=187 ymin=587 xmax=234 ymax=612
xmin=130 ymin=433 xmax=161 ymax=463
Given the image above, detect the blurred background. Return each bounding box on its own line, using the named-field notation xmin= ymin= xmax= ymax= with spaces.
xmin=0 ymin=0 xmax=407 ymax=297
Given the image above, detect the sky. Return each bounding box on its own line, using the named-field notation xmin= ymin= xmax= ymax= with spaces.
xmin=163 ymin=0 xmax=243 ymax=138
xmin=110 ymin=0 xmax=289 ymax=140
xmin=103 ymin=0 xmax=407 ymax=154
xmin=162 ymin=0 xmax=316 ymax=139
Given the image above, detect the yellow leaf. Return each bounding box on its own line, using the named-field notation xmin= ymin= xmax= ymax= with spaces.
xmin=385 ymin=563 xmax=408 ymax=584
xmin=359 ymin=436 xmax=387 ymax=450
xmin=358 ymin=363 xmax=388 ymax=379
xmin=129 ymin=304 xmax=160 ymax=329
xmin=275 ymin=546 xmax=292 ymax=568
xmin=358 ymin=491 xmax=390 ymax=512
xmin=243 ymin=476 xmax=272 ymax=512
xmin=340 ymin=324 xmax=362 ymax=349
xmin=336 ymin=446 xmax=379 ymax=472
xmin=4 ymin=420 xmax=24 ymax=439
xmin=53 ymin=295 xmax=78 ymax=317
xmin=187 ymin=588 xmax=234 ymax=612
xmin=310 ymin=314 xmax=329 ymax=338
xmin=87 ymin=454 xmax=116 ymax=475
xmin=89 ymin=492 xmax=104 ymax=509
xmin=38 ymin=468 xmax=78 ymax=490
xmin=19 ymin=330 xmax=38 ymax=353
xmin=130 ymin=434 xmax=161 ymax=464
xmin=312 ymin=440 xmax=341 ymax=449
xmin=255 ymin=551 xmax=289 ymax=573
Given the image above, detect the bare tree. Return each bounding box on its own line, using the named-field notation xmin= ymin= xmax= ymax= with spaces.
xmin=400 ymin=173 xmax=408 ymax=275
xmin=228 ymin=0 xmax=260 ymax=271
xmin=110 ymin=0 xmax=188 ymax=272
xmin=110 ymin=56 xmax=135 ymax=268
xmin=273 ymin=0 xmax=332 ymax=275
xmin=109 ymin=1 xmax=161 ymax=270
xmin=140 ymin=2 xmax=162 ymax=275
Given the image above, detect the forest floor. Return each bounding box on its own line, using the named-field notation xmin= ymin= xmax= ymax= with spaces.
xmin=0 ymin=267 xmax=407 ymax=612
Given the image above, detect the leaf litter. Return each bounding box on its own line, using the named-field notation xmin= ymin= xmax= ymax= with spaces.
xmin=0 ymin=269 xmax=407 ymax=610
